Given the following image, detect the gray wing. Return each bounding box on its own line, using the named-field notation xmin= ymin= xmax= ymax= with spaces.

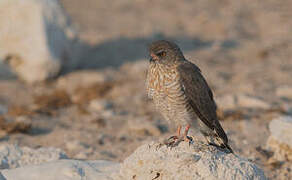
xmin=177 ymin=61 xmax=228 ymax=144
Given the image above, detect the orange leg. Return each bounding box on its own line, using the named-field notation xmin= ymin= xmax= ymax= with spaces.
xmin=168 ymin=125 xmax=181 ymax=140
xmin=165 ymin=125 xmax=192 ymax=147
xmin=177 ymin=125 xmax=182 ymax=137
xmin=183 ymin=124 xmax=192 ymax=142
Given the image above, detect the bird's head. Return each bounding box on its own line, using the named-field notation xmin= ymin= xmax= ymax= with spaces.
xmin=149 ymin=40 xmax=185 ymax=64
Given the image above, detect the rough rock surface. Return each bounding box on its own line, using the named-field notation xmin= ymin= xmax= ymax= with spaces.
xmin=0 ymin=160 xmax=119 ymax=180
xmin=0 ymin=0 xmax=77 ymax=83
xmin=117 ymin=141 xmax=266 ymax=180
xmin=0 ymin=144 xmax=67 ymax=169
xmin=267 ymin=116 xmax=292 ymax=161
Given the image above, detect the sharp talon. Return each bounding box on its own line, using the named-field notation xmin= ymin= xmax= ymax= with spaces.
xmin=168 ymin=135 xmax=178 ymax=140
xmin=186 ymin=136 xmax=193 ymax=141
xmin=164 ymin=135 xmax=184 ymax=147
xmin=183 ymin=136 xmax=194 ymax=146
xmin=187 ymin=136 xmax=193 ymax=146
xmin=155 ymin=143 xmax=163 ymax=150
xmin=163 ymin=138 xmax=175 ymax=147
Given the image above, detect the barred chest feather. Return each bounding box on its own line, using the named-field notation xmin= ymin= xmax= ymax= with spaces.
xmin=146 ymin=62 xmax=196 ymax=126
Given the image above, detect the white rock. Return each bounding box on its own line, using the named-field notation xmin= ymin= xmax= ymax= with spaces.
xmin=0 ymin=144 xmax=67 ymax=169
xmin=89 ymin=99 xmax=113 ymax=112
xmin=269 ymin=116 xmax=292 ymax=147
xmin=267 ymin=116 xmax=292 ymax=161
xmin=237 ymin=94 xmax=270 ymax=109
xmin=216 ymin=94 xmax=270 ymax=110
xmin=216 ymin=94 xmax=237 ymax=110
xmin=65 ymin=140 xmax=83 ymax=152
xmin=1 ymin=160 xmax=120 ymax=180
xmin=117 ymin=141 xmax=266 ymax=180
xmin=0 ymin=0 xmax=77 ymax=83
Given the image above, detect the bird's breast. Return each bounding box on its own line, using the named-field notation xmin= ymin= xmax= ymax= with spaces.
xmin=146 ymin=64 xmax=194 ymax=125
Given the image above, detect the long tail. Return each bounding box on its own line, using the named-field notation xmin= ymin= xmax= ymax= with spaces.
xmin=214 ymin=122 xmax=234 ymax=153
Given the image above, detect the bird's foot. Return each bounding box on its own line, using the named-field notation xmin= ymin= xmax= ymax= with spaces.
xmin=164 ymin=135 xmax=193 ymax=147
xmin=184 ymin=136 xmax=194 ymax=146
xmin=163 ymin=135 xmax=180 ymax=147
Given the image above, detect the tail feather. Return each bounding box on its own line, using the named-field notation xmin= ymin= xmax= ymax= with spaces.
xmin=225 ymin=143 xmax=234 ymax=154
xmin=214 ymin=122 xmax=234 ymax=153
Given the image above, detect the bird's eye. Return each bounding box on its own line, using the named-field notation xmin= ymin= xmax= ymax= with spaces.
xmin=157 ymin=51 xmax=166 ymax=57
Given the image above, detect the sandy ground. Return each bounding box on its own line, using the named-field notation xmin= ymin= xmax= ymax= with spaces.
xmin=0 ymin=0 xmax=292 ymax=179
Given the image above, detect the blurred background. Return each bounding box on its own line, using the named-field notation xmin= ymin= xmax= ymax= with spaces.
xmin=0 ymin=0 xmax=291 ymax=179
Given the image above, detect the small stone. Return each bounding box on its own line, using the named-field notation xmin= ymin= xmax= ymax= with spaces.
xmin=74 ymin=152 xmax=88 ymax=160
xmin=89 ymin=100 xmax=113 ymax=112
xmin=0 ymin=0 xmax=77 ymax=83
xmin=269 ymin=116 xmax=292 ymax=147
xmin=266 ymin=116 xmax=292 ymax=161
xmin=65 ymin=140 xmax=83 ymax=152
xmin=276 ymin=86 xmax=292 ymax=99
xmin=0 ymin=144 xmax=67 ymax=169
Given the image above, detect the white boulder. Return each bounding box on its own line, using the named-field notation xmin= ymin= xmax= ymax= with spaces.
xmin=0 ymin=142 xmax=267 ymax=180
xmin=0 ymin=0 xmax=77 ymax=83
xmin=0 ymin=160 xmax=119 ymax=180
xmin=267 ymin=116 xmax=292 ymax=161
xmin=117 ymin=141 xmax=266 ymax=180
xmin=0 ymin=144 xmax=67 ymax=169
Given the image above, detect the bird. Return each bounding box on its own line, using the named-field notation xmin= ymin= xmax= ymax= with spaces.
xmin=146 ymin=40 xmax=233 ymax=153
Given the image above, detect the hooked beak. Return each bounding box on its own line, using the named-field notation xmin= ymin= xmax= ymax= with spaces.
xmin=150 ymin=53 xmax=158 ymax=62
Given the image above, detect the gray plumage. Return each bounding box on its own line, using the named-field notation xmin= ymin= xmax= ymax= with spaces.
xmin=146 ymin=40 xmax=233 ymax=152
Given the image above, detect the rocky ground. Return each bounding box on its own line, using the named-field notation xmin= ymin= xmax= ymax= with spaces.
xmin=0 ymin=0 xmax=292 ymax=179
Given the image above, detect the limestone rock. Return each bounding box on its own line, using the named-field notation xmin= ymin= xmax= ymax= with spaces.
xmin=0 ymin=160 xmax=119 ymax=180
xmin=216 ymin=94 xmax=270 ymax=110
xmin=0 ymin=0 xmax=77 ymax=83
xmin=117 ymin=141 xmax=266 ymax=180
xmin=267 ymin=116 xmax=292 ymax=161
xmin=0 ymin=144 xmax=67 ymax=169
